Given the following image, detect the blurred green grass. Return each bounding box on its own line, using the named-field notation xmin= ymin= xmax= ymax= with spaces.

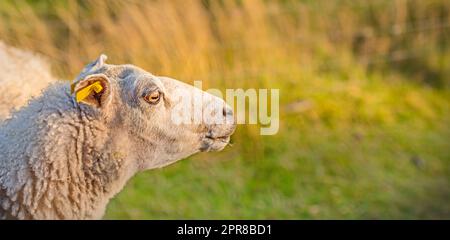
xmin=0 ymin=0 xmax=448 ymax=219
xmin=106 ymin=76 xmax=450 ymax=219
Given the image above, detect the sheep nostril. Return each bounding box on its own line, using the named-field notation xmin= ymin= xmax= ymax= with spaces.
xmin=222 ymin=106 xmax=233 ymax=117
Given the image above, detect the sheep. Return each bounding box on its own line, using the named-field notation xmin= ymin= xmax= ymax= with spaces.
xmin=0 ymin=41 xmax=55 ymax=120
xmin=0 ymin=54 xmax=236 ymax=219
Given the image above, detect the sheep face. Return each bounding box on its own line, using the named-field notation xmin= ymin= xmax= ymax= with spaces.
xmin=73 ymin=55 xmax=236 ymax=171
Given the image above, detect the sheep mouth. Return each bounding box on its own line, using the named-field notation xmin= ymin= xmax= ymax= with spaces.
xmin=200 ymin=135 xmax=231 ymax=152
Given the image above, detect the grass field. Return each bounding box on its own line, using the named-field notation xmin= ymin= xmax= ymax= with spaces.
xmin=0 ymin=0 xmax=449 ymax=219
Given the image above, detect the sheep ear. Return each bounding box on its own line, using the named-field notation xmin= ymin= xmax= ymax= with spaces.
xmin=75 ymin=54 xmax=108 ymax=82
xmin=72 ymin=74 xmax=112 ymax=108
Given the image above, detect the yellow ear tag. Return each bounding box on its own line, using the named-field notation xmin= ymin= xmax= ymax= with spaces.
xmin=75 ymin=81 xmax=104 ymax=102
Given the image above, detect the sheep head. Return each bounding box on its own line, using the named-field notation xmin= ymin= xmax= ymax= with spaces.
xmin=71 ymin=55 xmax=236 ymax=171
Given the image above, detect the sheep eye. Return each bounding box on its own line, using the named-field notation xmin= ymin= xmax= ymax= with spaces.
xmin=143 ymin=91 xmax=161 ymax=104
